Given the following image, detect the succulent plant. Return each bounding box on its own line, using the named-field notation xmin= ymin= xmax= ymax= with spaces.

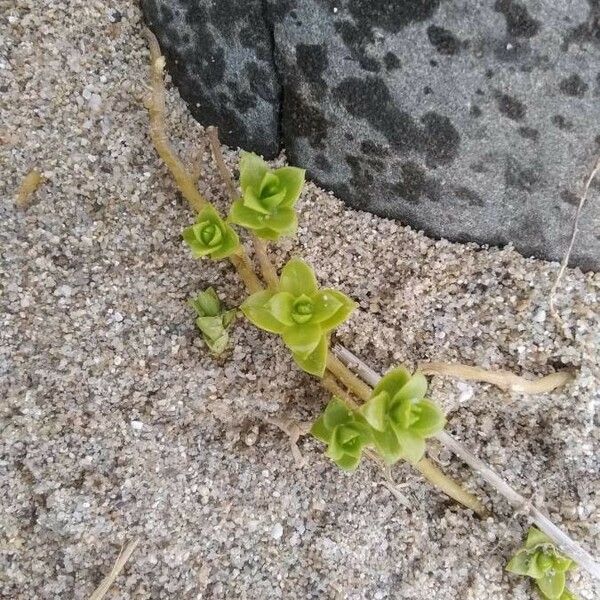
xmin=241 ymin=257 xmax=356 ymax=376
xmin=228 ymin=151 xmax=305 ymax=240
xmin=183 ymin=205 xmax=240 ymax=260
xmin=311 ymin=397 xmax=371 ymax=470
xmin=507 ymin=528 xmax=576 ymax=600
xmin=360 ymin=367 xmax=445 ymax=464
xmin=188 ymin=287 xmax=236 ymax=355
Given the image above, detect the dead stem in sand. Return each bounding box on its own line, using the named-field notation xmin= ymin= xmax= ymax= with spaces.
xmin=15 ymin=169 xmax=42 ymax=209
xmin=418 ymin=362 xmax=574 ymax=394
xmin=88 ymin=539 xmax=139 ymax=600
xmin=549 ymin=156 xmax=600 ymax=332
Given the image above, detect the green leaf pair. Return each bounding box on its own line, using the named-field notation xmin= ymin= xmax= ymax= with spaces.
xmin=311 ymin=367 xmax=445 ymax=471
xmin=311 ymin=398 xmax=371 ymax=471
xmin=228 ymin=151 xmax=305 ymax=240
xmin=506 ymin=528 xmax=577 ymax=600
xmin=240 ymin=257 xmax=356 ymax=377
xmin=183 ymin=205 xmax=240 ymax=260
xmin=188 ymin=288 xmax=236 ymax=356
xmin=359 ymin=367 xmax=445 ymax=464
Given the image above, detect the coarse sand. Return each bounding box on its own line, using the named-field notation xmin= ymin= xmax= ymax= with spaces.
xmin=1 ymin=2 xmax=599 ymax=599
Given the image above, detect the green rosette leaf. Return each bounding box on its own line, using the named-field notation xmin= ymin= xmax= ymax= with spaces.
xmin=183 ymin=205 xmax=239 ymax=260
xmin=229 ymin=152 xmax=305 ymax=240
xmin=360 ymin=367 xmax=444 ymax=465
xmin=189 ymin=288 xmax=237 ymax=356
xmin=240 ymin=257 xmax=356 ymax=378
xmin=310 ymin=397 xmax=370 ymax=471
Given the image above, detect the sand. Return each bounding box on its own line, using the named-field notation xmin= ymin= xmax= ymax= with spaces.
xmin=1 ymin=2 xmax=598 ymax=598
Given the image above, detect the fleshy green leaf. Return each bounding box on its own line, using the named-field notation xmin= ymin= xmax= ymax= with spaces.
xmin=206 ymin=333 xmax=229 ymax=355
xmin=373 ymin=367 xmax=412 ymax=400
xmin=360 ymin=391 xmax=388 ymax=432
xmin=196 ymin=315 xmax=226 ymax=341
xmin=410 ymin=399 xmax=446 ymax=437
xmin=315 ymin=290 xmax=357 ymax=332
xmin=507 ymin=550 xmax=533 ymax=576
xmin=253 ymin=227 xmax=283 ymax=241
xmin=293 ymin=334 xmax=328 ymax=377
xmin=222 ymin=309 xmax=237 ymax=329
xmin=182 ymin=227 xmax=213 ymax=257
xmin=279 ymin=258 xmax=318 ymax=297
xmin=229 ymin=198 xmax=267 ymax=229
xmin=311 ymin=289 xmax=343 ymax=323
xmin=239 ymin=151 xmax=268 ymax=192
xmin=323 ymin=398 xmax=353 ymax=429
xmin=267 ymin=292 xmax=295 ymax=327
xmin=537 ymin=571 xmax=566 ymax=600
xmin=394 ymin=428 xmax=426 ymax=463
xmin=371 ymin=426 xmax=403 ymax=464
xmin=273 ymin=166 xmax=305 ymax=207
xmin=526 ymin=528 xmax=554 ymax=550
xmin=209 ymin=227 xmax=240 ymax=259
xmin=552 ymin=555 xmax=573 ymax=573
xmin=393 ymin=372 xmax=428 ymax=402
xmin=310 ymin=415 xmax=331 ymax=443
xmin=241 ymin=290 xmax=286 ymax=334
xmin=260 ymin=207 xmax=297 ymax=233
xmin=282 ymin=324 xmax=322 ymax=356
xmin=189 ymin=287 xmax=221 ymax=317
xmin=243 ymin=186 xmax=272 ymax=215
xmin=335 ymin=453 xmax=361 ymax=471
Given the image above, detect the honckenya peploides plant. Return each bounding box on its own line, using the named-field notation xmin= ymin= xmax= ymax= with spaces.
xmin=143 ymin=28 xmax=600 ymax=595
xmin=507 ymin=528 xmax=578 ymax=600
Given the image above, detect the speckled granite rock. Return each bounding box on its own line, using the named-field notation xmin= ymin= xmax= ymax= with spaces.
xmin=142 ymin=0 xmax=600 ymax=270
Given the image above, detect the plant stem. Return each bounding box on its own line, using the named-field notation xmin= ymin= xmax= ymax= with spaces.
xmin=415 ymin=457 xmax=486 ymax=515
xmin=418 ymin=362 xmax=573 ymax=394
xmin=206 ymin=126 xmax=239 ymax=201
xmin=333 ymin=344 xmax=600 ymax=579
xmin=229 ymin=251 xmax=263 ymax=294
xmin=206 ymin=125 xmax=280 ymax=291
xmin=144 ymin=30 xmax=488 ymax=521
xmin=144 ymin=28 xmax=262 ymax=294
xmin=326 ymin=353 xmax=372 ymax=403
xmin=252 ymin=237 xmax=279 ymax=290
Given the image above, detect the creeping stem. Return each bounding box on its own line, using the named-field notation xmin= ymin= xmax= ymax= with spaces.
xmin=323 ymin=370 xmax=486 ymax=516
xmin=333 ymin=344 xmax=600 ymax=580
xmin=144 ymin=28 xmax=262 ymax=294
xmin=144 ymin=29 xmax=488 ymax=516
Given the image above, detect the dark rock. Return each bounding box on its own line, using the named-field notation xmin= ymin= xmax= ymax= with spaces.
xmin=142 ymin=0 xmax=600 ymax=270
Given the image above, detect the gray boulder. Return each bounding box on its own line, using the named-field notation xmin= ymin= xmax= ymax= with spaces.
xmin=142 ymin=0 xmax=600 ymax=270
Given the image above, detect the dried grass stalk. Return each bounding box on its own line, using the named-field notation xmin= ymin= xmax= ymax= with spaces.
xmin=88 ymin=539 xmax=139 ymax=600
xmin=418 ymin=362 xmax=574 ymax=394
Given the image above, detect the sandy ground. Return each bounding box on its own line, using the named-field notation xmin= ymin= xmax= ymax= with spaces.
xmin=1 ymin=2 xmax=599 ymax=599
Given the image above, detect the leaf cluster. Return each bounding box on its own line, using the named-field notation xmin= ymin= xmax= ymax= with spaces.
xmin=507 ymin=528 xmax=577 ymax=600
xmin=312 ymin=367 xmax=445 ymax=470
xmin=241 ymin=258 xmax=356 ymax=376
xmin=188 ymin=288 xmax=236 ymax=355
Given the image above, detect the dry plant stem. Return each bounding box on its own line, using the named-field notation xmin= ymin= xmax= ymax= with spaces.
xmin=326 ymin=353 xmax=372 ymax=403
xmin=323 ymin=373 xmax=486 ymax=515
xmin=206 ymin=126 xmax=239 ymax=200
xmin=88 ymin=539 xmax=139 ymax=600
xmin=253 ymin=237 xmax=279 ymax=289
xmin=418 ymin=362 xmax=573 ymax=394
xmin=15 ymin=168 xmax=42 ymax=208
xmin=549 ymin=156 xmax=600 ymax=329
xmin=333 ymin=345 xmax=600 ymax=580
xmin=144 ymin=32 xmax=487 ymax=518
xmin=144 ymin=28 xmax=262 ymax=294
